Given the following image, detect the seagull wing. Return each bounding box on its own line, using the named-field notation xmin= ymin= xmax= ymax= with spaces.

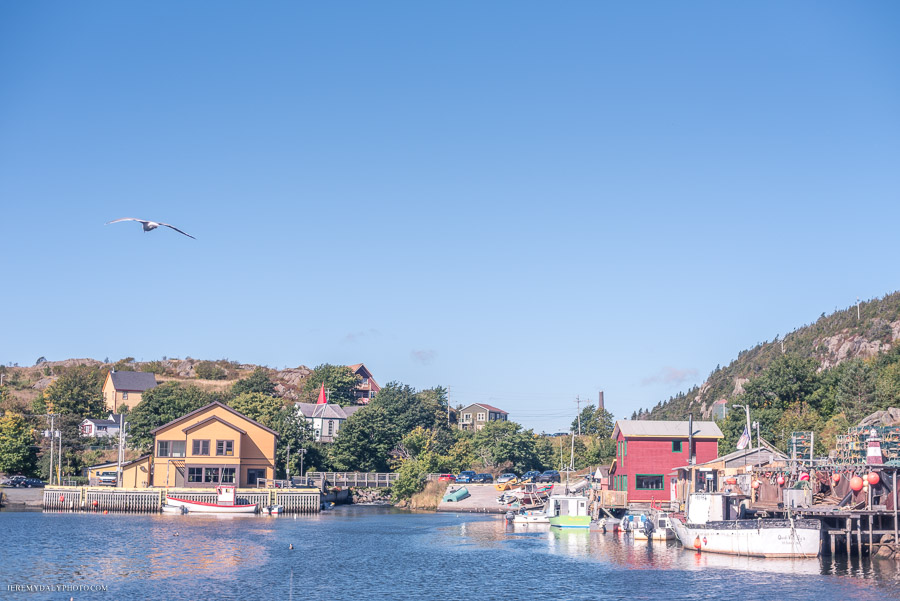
xmin=158 ymin=222 xmax=196 ymax=240
xmin=106 ymin=217 xmax=149 ymax=225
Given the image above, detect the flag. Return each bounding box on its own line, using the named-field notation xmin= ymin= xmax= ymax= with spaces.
xmin=316 ymin=382 xmax=327 ymax=405
xmin=736 ymin=425 xmax=751 ymax=450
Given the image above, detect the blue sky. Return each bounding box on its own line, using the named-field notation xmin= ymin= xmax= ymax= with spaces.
xmin=2 ymin=3 xmax=899 ymax=432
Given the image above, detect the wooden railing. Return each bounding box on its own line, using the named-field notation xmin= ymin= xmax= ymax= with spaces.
xmin=307 ymin=472 xmax=399 ymax=488
xmin=595 ymin=489 xmax=628 ymax=508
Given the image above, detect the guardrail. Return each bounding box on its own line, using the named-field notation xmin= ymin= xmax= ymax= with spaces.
xmin=307 ymin=472 xmax=399 ymax=488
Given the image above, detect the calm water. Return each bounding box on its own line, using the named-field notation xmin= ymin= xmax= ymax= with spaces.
xmin=1 ymin=506 xmax=899 ymax=600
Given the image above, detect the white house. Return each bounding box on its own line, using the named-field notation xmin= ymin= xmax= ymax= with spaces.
xmin=80 ymin=413 xmax=125 ymax=438
xmin=295 ymin=403 xmax=362 ymax=443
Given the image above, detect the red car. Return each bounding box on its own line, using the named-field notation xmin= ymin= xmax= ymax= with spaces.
xmin=438 ymin=474 xmax=457 ymax=482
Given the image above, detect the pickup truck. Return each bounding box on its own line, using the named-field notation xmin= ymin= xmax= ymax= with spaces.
xmin=98 ymin=471 xmax=117 ymax=486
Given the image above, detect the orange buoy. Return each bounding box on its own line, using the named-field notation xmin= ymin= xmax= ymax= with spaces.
xmin=799 ymin=472 xmax=809 ymax=482
xmin=103 ymin=510 xmax=108 ymax=514
xmin=59 ymin=495 xmax=65 ymax=503
xmin=776 ymin=476 xmax=785 ymax=486
xmin=92 ymin=500 xmax=99 ymax=507
xmin=849 ymin=476 xmax=864 ymax=492
xmin=694 ymin=536 xmax=701 ymax=550
xmin=867 ymin=472 xmax=880 ymax=486
xmin=832 ymin=473 xmax=841 ymax=483
xmin=751 ymin=480 xmax=760 ymax=489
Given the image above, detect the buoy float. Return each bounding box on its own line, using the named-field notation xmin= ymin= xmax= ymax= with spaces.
xmin=832 ymin=473 xmax=841 ymax=483
xmin=751 ymin=480 xmax=760 ymax=489
xmin=849 ymin=476 xmax=864 ymax=492
xmin=59 ymin=495 xmax=65 ymax=503
xmin=92 ymin=500 xmax=99 ymax=507
xmin=776 ymin=476 xmax=785 ymax=486
xmin=693 ymin=536 xmax=701 ymax=550
xmin=103 ymin=510 xmax=108 ymax=515
xmin=867 ymin=472 xmax=880 ymax=486
xmin=799 ymin=472 xmax=809 ymax=482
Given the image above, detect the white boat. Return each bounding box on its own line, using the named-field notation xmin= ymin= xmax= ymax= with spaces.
xmin=633 ymin=511 xmax=676 ymax=541
xmin=263 ymin=504 xmax=284 ymax=515
xmin=547 ymin=494 xmax=591 ymax=529
xmin=161 ymin=503 xmax=187 ymax=514
xmin=165 ymin=485 xmax=259 ymax=514
xmin=508 ymin=507 xmax=550 ymax=524
xmin=671 ymin=493 xmax=820 ymax=558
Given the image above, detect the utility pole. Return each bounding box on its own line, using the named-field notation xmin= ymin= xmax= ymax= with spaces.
xmin=286 ymin=442 xmax=291 ymax=483
xmin=299 ymin=448 xmax=306 ymax=483
xmin=117 ymin=413 xmax=125 ymax=488
xmin=48 ymin=414 xmax=55 ymax=486
xmin=857 ymin=297 xmax=861 ymax=321
xmin=575 ymin=396 xmax=582 ymax=436
xmin=447 ymin=385 xmax=451 ymax=427
xmin=57 ymin=426 xmax=62 ymax=485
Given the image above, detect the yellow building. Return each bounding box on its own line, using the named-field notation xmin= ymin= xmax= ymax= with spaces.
xmin=87 ymin=455 xmax=152 ymax=488
xmin=150 ymin=401 xmax=278 ymax=488
xmin=102 ymin=370 xmax=158 ymax=412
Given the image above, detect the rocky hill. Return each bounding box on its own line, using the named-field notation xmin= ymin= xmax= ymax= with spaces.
xmin=643 ymin=291 xmax=900 ymax=421
xmin=0 ymin=357 xmax=315 ymax=405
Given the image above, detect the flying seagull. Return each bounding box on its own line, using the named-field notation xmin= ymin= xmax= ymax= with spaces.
xmin=105 ymin=218 xmax=196 ymax=240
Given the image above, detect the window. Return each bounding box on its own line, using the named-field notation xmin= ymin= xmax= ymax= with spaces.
xmin=636 ymin=474 xmax=664 ymax=490
xmin=462 ymin=413 xmax=472 ymax=423
xmin=327 ymin=420 xmax=334 ymax=436
xmin=157 ymin=441 xmax=170 ymax=457
xmin=188 ymin=467 xmax=203 ymax=483
xmin=361 ymin=377 xmax=368 ymax=385
xmin=216 ymin=440 xmax=234 ymax=456
xmin=672 ymin=440 xmax=683 ymax=453
xmin=122 ymin=392 xmax=128 ymax=400
xmin=171 ymin=441 xmax=186 ymax=458
xmin=204 ymin=468 xmax=220 ymax=483
xmin=477 ymin=412 xmax=486 ymax=422
xmin=192 ymin=440 xmax=210 ymax=456
xmin=369 ymin=390 xmax=376 ymax=399
xmin=221 ymin=468 xmax=235 ymax=483
xmin=247 ymin=468 xmax=266 ymax=486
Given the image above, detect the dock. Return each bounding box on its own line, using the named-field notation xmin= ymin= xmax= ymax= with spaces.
xmin=42 ymin=486 xmax=321 ymax=514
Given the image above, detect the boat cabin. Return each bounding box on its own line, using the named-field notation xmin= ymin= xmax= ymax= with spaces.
xmin=686 ymin=493 xmax=749 ymax=525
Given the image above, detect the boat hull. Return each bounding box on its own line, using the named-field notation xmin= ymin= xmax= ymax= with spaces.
xmin=549 ymin=515 xmax=591 ymax=529
xmin=512 ymin=511 xmax=549 ymax=524
xmin=165 ymin=496 xmax=258 ymax=514
xmin=672 ymin=517 xmax=820 ymax=558
xmin=633 ymin=528 xmax=676 ymax=541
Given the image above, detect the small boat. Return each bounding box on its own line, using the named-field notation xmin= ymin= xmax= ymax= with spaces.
xmin=509 ymin=507 xmax=550 ymax=524
xmin=442 ymin=487 xmax=470 ymax=503
xmin=633 ymin=511 xmax=676 ymax=541
xmin=263 ymin=504 xmax=284 ymax=515
xmin=547 ymin=494 xmax=591 ymax=529
xmin=165 ymin=485 xmax=258 ymax=514
xmin=161 ymin=503 xmax=187 ymax=515
xmin=671 ymin=493 xmax=820 ymax=558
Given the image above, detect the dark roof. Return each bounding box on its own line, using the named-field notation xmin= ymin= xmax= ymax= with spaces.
xmin=109 ymin=370 xmax=158 ymax=392
xmin=469 ymin=403 xmax=508 ymax=414
xmin=83 ymin=418 xmax=119 ymax=427
xmin=150 ymin=401 xmax=279 ymax=437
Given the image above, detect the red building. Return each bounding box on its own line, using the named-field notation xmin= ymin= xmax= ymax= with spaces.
xmin=347 ymin=363 xmax=380 ymax=404
xmin=609 ymin=420 xmax=722 ymax=503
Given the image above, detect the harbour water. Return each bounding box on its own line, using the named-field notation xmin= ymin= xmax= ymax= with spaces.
xmin=1 ymin=505 xmax=899 ymax=600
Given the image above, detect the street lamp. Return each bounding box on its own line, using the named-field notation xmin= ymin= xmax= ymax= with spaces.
xmin=299 ymin=448 xmax=307 ymax=483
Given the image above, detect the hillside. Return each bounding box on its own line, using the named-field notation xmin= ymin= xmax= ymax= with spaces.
xmin=0 ymin=357 xmax=315 ymax=407
xmin=642 ymin=291 xmax=900 ymax=421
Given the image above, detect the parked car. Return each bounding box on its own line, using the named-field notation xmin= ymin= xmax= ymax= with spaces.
xmin=519 ymin=470 xmax=541 ymax=483
xmin=496 ymin=473 xmax=517 ymax=484
xmin=536 ymin=470 xmax=561 ymax=483
xmin=456 ymin=471 xmax=477 ymax=483
xmin=98 ymin=471 xmax=118 ymax=486
xmin=438 ymin=474 xmax=456 ymax=482
xmin=7 ymin=476 xmax=26 ymax=487
xmin=472 ymin=473 xmax=494 ymax=484
xmin=21 ymin=478 xmax=45 ymax=488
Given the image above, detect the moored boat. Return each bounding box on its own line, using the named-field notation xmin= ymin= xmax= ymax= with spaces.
xmin=633 ymin=511 xmax=676 ymax=541
xmin=165 ymin=485 xmax=258 ymax=514
xmin=671 ymin=493 xmax=820 ymax=558
xmin=547 ymin=494 xmax=590 ymax=529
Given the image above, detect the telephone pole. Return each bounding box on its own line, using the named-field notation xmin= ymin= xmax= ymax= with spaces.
xmin=48 ymin=414 xmax=55 ymax=486
xmin=575 ymin=396 xmax=582 ymax=436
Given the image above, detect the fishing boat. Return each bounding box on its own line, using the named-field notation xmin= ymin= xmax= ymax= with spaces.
xmin=263 ymin=504 xmax=284 ymax=515
xmin=547 ymin=494 xmax=591 ymax=529
xmin=510 ymin=507 xmax=550 ymax=524
xmin=670 ymin=493 xmax=821 ymax=558
xmin=165 ymin=485 xmax=259 ymax=514
xmin=633 ymin=511 xmax=676 ymax=541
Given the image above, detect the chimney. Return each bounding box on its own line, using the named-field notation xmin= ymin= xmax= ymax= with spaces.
xmin=598 ymin=390 xmax=605 ymax=412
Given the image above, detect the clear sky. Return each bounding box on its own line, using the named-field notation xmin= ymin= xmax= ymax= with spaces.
xmin=2 ymin=3 xmax=899 ymax=433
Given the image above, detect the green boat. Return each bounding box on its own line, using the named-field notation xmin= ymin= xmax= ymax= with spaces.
xmin=442 ymin=487 xmax=470 ymax=503
xmin=546 ymin=494 xmax=591 ymax=529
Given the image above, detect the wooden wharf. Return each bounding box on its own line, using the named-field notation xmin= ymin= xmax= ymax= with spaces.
xmin=307 ymin=472 xmax=399 ymax=488
xmin=43 ymin=486 xmax=321 ymax=514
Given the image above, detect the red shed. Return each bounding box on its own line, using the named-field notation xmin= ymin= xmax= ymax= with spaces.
xmin=609 ymin=420 xmax=722 ymax=503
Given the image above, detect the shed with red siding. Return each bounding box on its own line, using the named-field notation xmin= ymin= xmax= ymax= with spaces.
xmin=609 ymin=420 xmax=722 ymax=503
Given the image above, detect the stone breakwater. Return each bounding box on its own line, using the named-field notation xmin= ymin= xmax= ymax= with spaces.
xmin=351 ymin=487 xmax=392 ymax=504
